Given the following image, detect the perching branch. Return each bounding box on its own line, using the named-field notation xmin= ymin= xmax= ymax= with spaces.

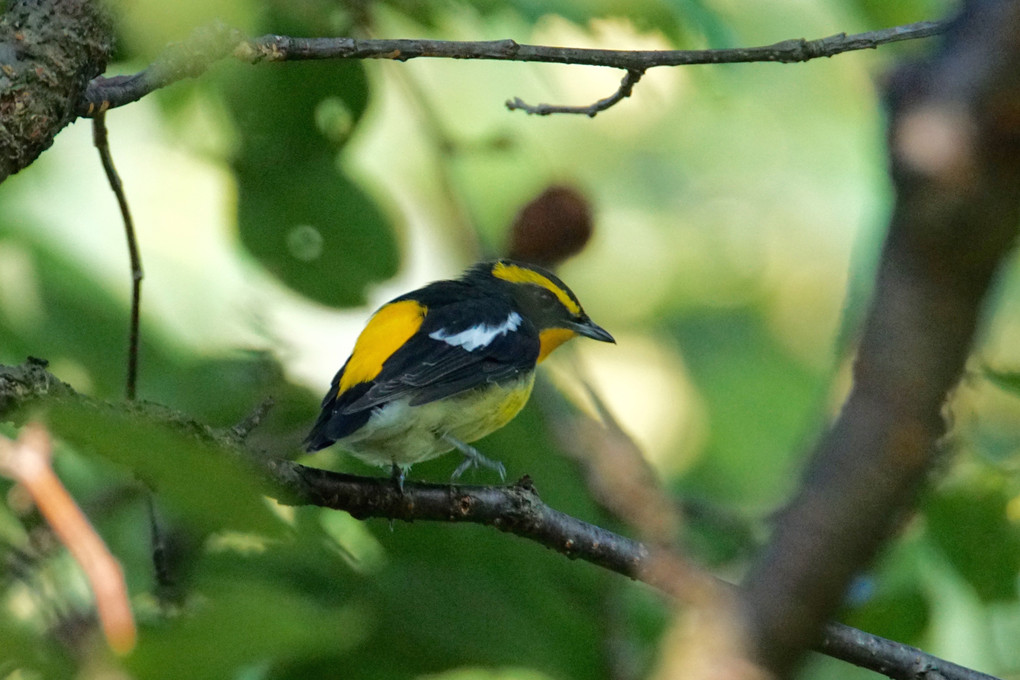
xmin=264 ymin=460 xmax=999 ymax=680
xmin=78 ymin=20 xmax=947 ymax=118
xmin=268 ymin=463 xmax=650 ymax=575
xmin=0 ymin=359 xmax=1001 ymax=680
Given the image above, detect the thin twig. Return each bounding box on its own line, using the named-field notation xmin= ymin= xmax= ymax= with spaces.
xmin=0 ymin=425 xmax=136 ymax=654
xmin=91 ymin=112 xmax=143 ymax=401
xmin=91 ymin=113 xmax=168 ymax=597
xmin=79 ymin=21 xmax=947 ymax=117
xmin=506 ymin=69 xmax=644 ymax=117
xmin=230 ymin=397 xmax=275 ymax=442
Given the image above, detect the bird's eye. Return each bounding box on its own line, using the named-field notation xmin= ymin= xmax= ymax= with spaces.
xmin=535 ymin=287 xmax=559 ymax=308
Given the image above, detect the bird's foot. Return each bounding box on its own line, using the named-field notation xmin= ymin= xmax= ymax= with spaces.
xmin=443 ymin=435 xmax=506 ymax=482
xmin=389 ymin=463 xmax=407 ymax=492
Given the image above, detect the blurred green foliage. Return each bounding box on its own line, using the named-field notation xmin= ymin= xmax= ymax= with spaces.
xmin=4 ymin=0 xmax=1020 ymax=679
xmin=925 ymin=477 xmax=1020 ymax=603
xmin=667 ymin=310 xmax=826 ymax=507
xmin=222 ymin=6 xmax=399 ymax=307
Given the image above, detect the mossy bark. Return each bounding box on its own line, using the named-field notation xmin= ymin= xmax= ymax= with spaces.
xmin=0 ymin=0 xmax=112 ymax=182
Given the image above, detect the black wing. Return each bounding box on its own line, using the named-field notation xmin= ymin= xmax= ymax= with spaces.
xmin=304 ymin=358 xmax=373 ymax=450
xmin=304 ymin=292 xmax=540 ymax=452
xmin=340 ymin=297 xmax=540 ymax=413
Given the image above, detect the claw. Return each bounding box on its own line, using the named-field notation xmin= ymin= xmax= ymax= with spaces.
xmin=389 ymin=463 xmax=407 ymax=492
xmin=443 ymin=434 xmax=506 ymax=482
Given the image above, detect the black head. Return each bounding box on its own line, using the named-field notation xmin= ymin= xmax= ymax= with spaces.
xmin=466 ymin=259 xmax=614 ymax=344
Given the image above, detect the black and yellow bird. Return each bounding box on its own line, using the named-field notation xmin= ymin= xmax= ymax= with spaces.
xmin=305 ymin=259 xmax=614 ymax=484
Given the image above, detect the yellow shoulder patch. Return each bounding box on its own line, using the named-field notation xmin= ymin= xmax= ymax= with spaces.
xmin=491 ymin=261 xmax=581 ymax=316
xmin=339 ymin=300 xmax=427 ymax=392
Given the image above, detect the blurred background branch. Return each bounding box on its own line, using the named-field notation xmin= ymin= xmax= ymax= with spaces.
xmin=0 ymin=424 xmax=135 ymax=655
xmin=742 ymin=1 xmax=1020 ymax=675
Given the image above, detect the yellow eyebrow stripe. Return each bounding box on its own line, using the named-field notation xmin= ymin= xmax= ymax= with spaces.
xmin=491 ymin=262 xmax=581 ymax=315
xmin=339 ymin=300 xmax=427 ymax=392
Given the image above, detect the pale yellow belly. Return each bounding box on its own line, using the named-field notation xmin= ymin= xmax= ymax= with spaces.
xmin=339 ymin=373 xmax=536 ymax=468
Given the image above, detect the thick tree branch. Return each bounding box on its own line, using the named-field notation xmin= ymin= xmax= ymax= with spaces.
xmin=742 ymin=1 xmax=1020 ymax=675
xmin=0 ymin=0 xmax=111 ymax=181
xmin=0 ymin=359 xmax=1001 ymax=680
xmin=78 ymin=20 xmax=946 ymax=117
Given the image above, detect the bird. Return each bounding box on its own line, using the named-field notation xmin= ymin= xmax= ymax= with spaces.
xmin=304 ymin=259 xmax=614 ymax=486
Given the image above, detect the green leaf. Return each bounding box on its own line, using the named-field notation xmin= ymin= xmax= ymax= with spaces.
xmin=222 ymin=58 xmax=399 ymax=308
xmin=234 ymin=153 xmax=398 ymax=308
xmin=848 ymin=0 xmax=953 ymax=30
xmin=924 ymin=479 xmax=1020 ymax=602
xmin=128 ymin=579 xmax=369 ymax=680
xmin=664 ymin=310 xmax=827 ymax=507
xmin=0 ymin=618 xmax=73 ymax=679
xmin=982 ymin=365 xmax=1020 ymax=398
xmin=45 ymin=402 xmax=284 ymax=537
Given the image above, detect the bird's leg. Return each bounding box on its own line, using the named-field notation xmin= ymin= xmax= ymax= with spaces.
xmin=389 ymin=462 xmax=407 ymax=492
xmin=443 ymin=434 xmax=507 ymax=482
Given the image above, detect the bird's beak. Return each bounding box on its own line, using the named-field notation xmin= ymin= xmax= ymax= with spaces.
xmin=569 ymin=317 xmax=615 ymax=344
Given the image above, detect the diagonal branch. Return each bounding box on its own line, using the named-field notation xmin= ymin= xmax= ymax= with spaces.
xmin=78 ymin=20 xmax=946 ymax=117
xmin=0 ymin=424 xmax=136 ymax=654
xmin=268 ymin=463 xmax=652 ymax=576
xmin=262 ymin=458 xmax=998 ymax=680
xmin=0 ymin=359 xmax=1001 ymax=680
xmin=741 ymin=1 xmax=1020 ymax=675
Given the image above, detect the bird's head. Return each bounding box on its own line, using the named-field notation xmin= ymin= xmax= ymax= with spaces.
xmin=471 ymin=259 xmax=614 ymax=361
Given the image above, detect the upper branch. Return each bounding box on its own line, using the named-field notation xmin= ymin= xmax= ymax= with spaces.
xmin=79 ymin=20 xmax=946 ymax=116
xmin=238 ymin=21 xmax=946 ymax=67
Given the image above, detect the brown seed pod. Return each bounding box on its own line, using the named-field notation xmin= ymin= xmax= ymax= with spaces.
xmin=506 ymin=185 xmax=594 ymax=268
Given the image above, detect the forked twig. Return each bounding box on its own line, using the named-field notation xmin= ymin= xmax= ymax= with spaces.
xmin=506 ymin=69 xmax=644 ymax=117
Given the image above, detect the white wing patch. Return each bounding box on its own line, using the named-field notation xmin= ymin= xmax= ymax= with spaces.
xmin=429 ymin=312 xmax=522 ymax=351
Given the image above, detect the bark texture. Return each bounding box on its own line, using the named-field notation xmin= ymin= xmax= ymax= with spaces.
xmin=0 ymin=0 xmax=112 ymax=182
